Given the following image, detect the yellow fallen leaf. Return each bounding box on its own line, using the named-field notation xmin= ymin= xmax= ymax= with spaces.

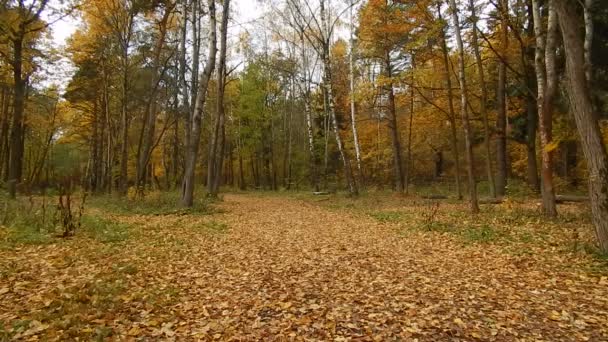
xmin=549 ymin=311 xmax=562 ymax=321
xmin=453 ymin=317 xmax=466 ymax=328
xmin=128 ymin=326 xmax=141 ymax=336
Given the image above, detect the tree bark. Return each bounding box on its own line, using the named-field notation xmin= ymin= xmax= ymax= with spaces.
xmin=136 ymin=5 xmax=174 ymax=193
xmin=437 ymin=4 xmax=463 ymax=200
xmin=533 ymin=0 xmax=558 ymax=216
xmin=556 ymin=0 xmax=608 ymax=253
xmin=320 ymin=0 xmax=357 ymax=195
xmin=181 ymin=0 xmax=217 ymax=207
xmin=385 ymin=53 xmax=405 ymax=193
xmin=449 ymin=0 xmax=479 ymax=213
xmin=495 ymin=0 xmax=509 ymax=197
xmin=207 ymin=0 xmax=230 ymax=197
xmin=469 ymin=0 xmax=496 ymax=198
xmin=583 ymin=0 xmax=593 ymax=84
xmin=8 ymin=37 xmax=25 ymax=199
xmin=524 ymin=0 xmax=540 ymax=192
xmin=404 ymin=53 xmax=415 ymax=195
xmin=349 ymin=0 xmax=362 ymax=178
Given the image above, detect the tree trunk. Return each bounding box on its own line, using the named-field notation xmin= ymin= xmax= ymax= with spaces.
xmin=556 ymin=0 xmax=608 ymax=253
xmin=583 ymin=0 xmax=594 ymax=84
xmin=437 ymin=4 xmax=463 ymax=200
xmin=495 ymin=0 xmax=509 ymax=197
xmin=207 ymin=0 xmax=230 ymax=197
xmin=533 ymin=0 xmax=558 ymax=216
xmin=320 ymin=0 xmax=357 ymax=196
xmin=136 ymin=6 xmax=173 ymax=193
xmin=8 ymin=37 xmax=25 ymax=199
xmin=118 ymin=15 xmax=135 ymax=195
xmin=385 ymin=54 xmax=405 ymax=193
xmin=405 ymin=53 xmax=415 ymax=195
xmin=0 ymin=87 xmax=10 ymax=182
xmin=449 ymin=0 xmax=479 ymax=213
xmin=349 ymin=0 xmax=362 ymax=178
xmin=525 ymin=92 xmax=540 ymax=191
xmin=469 ymin=0 xmax=496 ymax=198
xmin=523 ymin=0 xmax=540 ymax=192
xmin=181 ymin=0 xmax=217 ymax=207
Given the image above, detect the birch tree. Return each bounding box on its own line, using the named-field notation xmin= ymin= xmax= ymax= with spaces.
xmin=532 ymin=0 xmax=557 ymax=216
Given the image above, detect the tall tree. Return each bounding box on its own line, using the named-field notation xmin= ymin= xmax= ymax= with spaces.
xmin=555 ymin=0 xmax=608 ymax=252
xmin=437 ymin=4 xmax=463 ymax=200
xmin=359 ymin=0 xmax=407 ymax=192
xmin=449 ymin=0 xmax=480 ymax=213
xmin=532 ymin=0 xmax=557 ymax=216
xmin=181 ymin=0 xmax=217 ymax=207
xmin=207 ymin=0 xmax=231 ymax=197
xmin=136 ymin=0 xmax=176 ymax=192
xmin=288 ymin=0 xmax=358 ymax=195
xmin=348 ymin=0 xmax=362 ymax=179
xmin=468 ymin=0 xmax=496 ymax=198
xmin=495 ymin=0 xmax=509 ymax=197
xmin=1 ymin=0 xmax=49 ymax=198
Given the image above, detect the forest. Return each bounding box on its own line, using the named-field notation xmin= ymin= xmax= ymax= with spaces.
xmin=1 ymin=0 xmax=608 ymax=340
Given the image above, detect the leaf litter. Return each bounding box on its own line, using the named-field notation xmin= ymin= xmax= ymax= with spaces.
xmin=1 ymin=193 xmax=607 ymax=340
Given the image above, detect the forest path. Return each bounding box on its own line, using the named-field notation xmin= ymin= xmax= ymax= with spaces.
xmin=187 ymin=193 xmax=608 ymax=340
xmin=1 ymin=193 xmax=608 ymax=340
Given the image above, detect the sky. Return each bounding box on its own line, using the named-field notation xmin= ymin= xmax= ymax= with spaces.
xmin=49 ymin=0 xmax=264 ymax=47
xmin=44 ymin=0 xmax=264 ymax=90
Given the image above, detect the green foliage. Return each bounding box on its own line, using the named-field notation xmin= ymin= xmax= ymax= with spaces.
xmin=88 ymin=191 xmax=213 ymax=216
xmin=461 ymin=224 xmax=501 ymax=244
xmin=368 ymin=210 xmax=406 ymax=223
xmin=0 ymin=195 xmax=58 ymax=247
xmin=200 ymin=220 xmax=228 ymax=234
xmin=80 ymin=215 xmax=131 ymax=243
xmin=0 ymin=193 xmax=135 ymax=246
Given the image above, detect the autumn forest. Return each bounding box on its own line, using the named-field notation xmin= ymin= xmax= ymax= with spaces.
xmin=1 ymin=0 xmax=608 ymax=340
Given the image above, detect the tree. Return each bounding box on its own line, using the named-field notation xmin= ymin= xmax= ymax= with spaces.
xmin=555 ymin=0 xmax=608 ymax=252
xmin=468 ymin=0 xmax=496 ymax=198
xmin=181 ymin=0 xmax=217 ymax=207
xmin=437 ymin=3 xmax=463 ymax=200
xmin=495 ymin=0 xmax=509 ymax=197
xmin=359 ymin=0 xmax=407 ymax=192
xmin=0 ymin=0 xmax=49 ymax=198
xmin=449 ymin=0 xmax=479 ymax=213
xmin=136 ymin=0 xmax=176 ymax=193
xmin=532 ymin=0 xmax=557 ymax=216
xmin=348 ymin=0 xmax=362 ymax=179
xmin=207 ymin=0 xmax=231 ymax=197
xmin=287 ymin=0 xmax=358 ymax=195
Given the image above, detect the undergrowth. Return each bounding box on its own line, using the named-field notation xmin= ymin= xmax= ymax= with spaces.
xmin=88 ymin=190 xmax=214 ymax=216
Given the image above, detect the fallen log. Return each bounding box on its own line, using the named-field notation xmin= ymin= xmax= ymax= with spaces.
xmin=479 ymin=197 xmax=504 ymax=204
xmin=555 ymin=195 xmax=589 ymax=203
xmin=312 ymin=191 xmax=331 ymax=196
xmin=420 ymin=194 xmax=448 ymax=199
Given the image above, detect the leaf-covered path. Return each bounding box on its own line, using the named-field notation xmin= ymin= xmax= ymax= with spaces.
xmin=2 ymin=193 xmax=608 ymax=340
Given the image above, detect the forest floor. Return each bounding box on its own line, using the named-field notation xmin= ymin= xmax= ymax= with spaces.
xmin=1 ymin=192 xmax=608 ymax=340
